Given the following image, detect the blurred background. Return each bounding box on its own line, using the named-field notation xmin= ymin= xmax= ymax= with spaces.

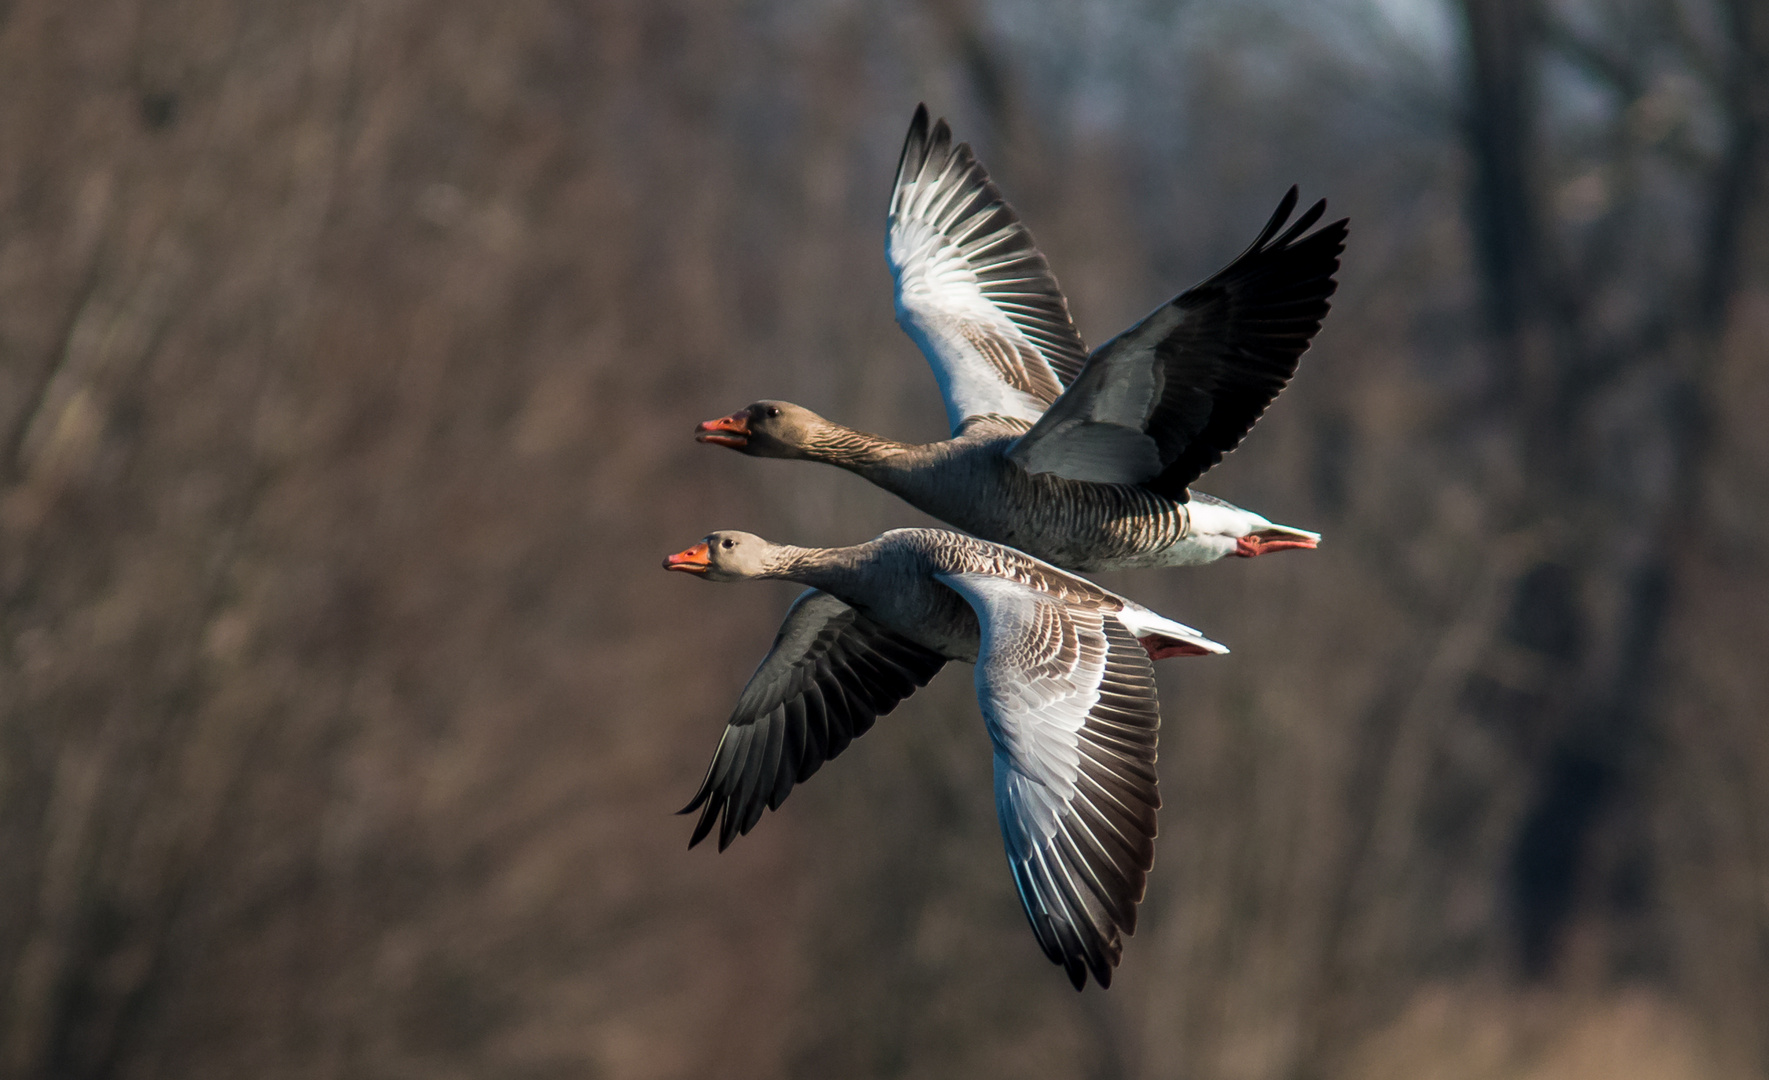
xmin=2 ymin=0 xmax=1767 ymax=1077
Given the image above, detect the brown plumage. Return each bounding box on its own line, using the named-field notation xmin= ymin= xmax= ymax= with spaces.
xmin=697 ymin=105 xmax=1342 ymax=571
xmin=664 ymin=527 xmax=1228 ymax=988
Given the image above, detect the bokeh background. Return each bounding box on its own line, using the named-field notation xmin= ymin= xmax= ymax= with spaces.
xmin=3 ymin=0 xmax=1768 ymax=1077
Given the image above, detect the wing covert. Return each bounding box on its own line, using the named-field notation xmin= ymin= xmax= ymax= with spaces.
xmin=1007 ymin=187 xmax=1347 ymax=497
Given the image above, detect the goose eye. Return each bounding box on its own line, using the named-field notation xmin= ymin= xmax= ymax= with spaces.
xmin=766 ymin=406 xmax=780 ymax=418
xmin=721 ymin=538 xmax=735 ymax=549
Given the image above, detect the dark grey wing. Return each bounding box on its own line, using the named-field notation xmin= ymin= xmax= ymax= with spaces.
xmin=681 ymin=589 xmax=945 ymax=851
xmin=888 ymin=104 xmax=1091 ymax=433
xmin=936 ymin=572 xmax=1162 ymax=991
xmin=1007 ymin=188 xmax=1347 ymax=499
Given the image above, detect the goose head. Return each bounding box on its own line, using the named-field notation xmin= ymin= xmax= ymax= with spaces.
xmin=695 ymin=400 xmax=831 ymax=459
xmin=663 ymin=530 xmax=784 ymax=582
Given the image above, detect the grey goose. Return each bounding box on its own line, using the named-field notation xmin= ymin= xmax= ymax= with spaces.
xmin=663 ymin=527 xmax=1227 ymax=989
xmin=697 ymin=105 xmax=1344 ymax=571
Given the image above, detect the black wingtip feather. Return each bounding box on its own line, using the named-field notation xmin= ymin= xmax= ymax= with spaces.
xmin=688 ymin=799 xmax=719 ymax=849
xmin=678 ymin=739 xmax=725 ymax=816
xmin=1123 ymin=188 xmax=1349 ymax=498
xmin=891 ymin=105 xmax=933 ymax=214
xmin=927 ymin=117 xmax=953 ymax=173
xmin=1274 ymin=198 xmax=1329 ymax=248
xmin=1249 ymin=185 xmax=1301 ymax=250
xmin=898 ymin=105 xmax=929 ymax=175
xmin=678 ymin=781 xmax=711 ymax=817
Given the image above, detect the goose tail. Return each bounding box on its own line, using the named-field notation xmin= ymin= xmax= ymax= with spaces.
xmin=1116 ymin=604 xmax=1229 ymax=660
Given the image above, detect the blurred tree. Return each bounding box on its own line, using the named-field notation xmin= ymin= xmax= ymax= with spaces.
xmin=1457 ymin=0 xmax=1768 ymax=980
xmin=1 ymin=1 xmax=1766 ymax=1079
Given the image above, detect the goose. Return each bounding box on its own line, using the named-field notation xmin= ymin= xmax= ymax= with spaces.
xmin=696 ymin=105 xmax=1345 ymax=572
xmin=663 ymin=526 xmax=1228 ymax=989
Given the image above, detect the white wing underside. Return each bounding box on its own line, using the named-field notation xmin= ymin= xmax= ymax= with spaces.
xmin=886 ymin=107 xmax=1090 ymax=435
xmin=935 ymin=569 xmax=1163 ymax=989
xmin=892 ymin=218 xmax=1060 ymax=432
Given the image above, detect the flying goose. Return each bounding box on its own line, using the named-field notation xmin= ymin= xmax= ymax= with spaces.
xmin=697 ymin=105 xmax=1345 ymax=571
xmin=663 ymin=526 xmax=1227 ymax=989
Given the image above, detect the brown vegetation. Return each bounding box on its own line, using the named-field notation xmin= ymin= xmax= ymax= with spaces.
xmin=1 ymin=1 xmax=1766 ymax=1078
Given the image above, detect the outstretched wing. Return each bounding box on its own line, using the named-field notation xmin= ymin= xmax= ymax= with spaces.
xmin=681 ymin=589 xmax=946 ymax=851
xmin=935 ymin=571 xmax=1161 ymax=990
xmin=1007 ymin=187 xmax=1347 ymax=498
xmin=888 ymin=104 xmax=1090 ymax=434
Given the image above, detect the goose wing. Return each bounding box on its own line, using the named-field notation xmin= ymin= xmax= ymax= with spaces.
xmin=888 ymin=105 xmax=1090 ymax=434
xmin=1007 ymin=188 xmax=1347 ymax=498
xmin=935 ymin=571 xmax=1163 ymax=990
xmin=681 ymin=589 xmax=945 ymax=851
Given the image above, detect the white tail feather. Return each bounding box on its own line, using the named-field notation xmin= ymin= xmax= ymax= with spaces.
xmin=1116 ymin=603 xmax=1229 ymax=655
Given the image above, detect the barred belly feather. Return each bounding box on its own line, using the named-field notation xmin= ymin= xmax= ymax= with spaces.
xmin=856 ymin=418 xmax=1201 ymax=572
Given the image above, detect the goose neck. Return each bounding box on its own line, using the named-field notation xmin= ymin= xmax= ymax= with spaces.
xmin=766 ymin=544 xmax=861 ymax=594
xmin=803 ymin=425 xmax=914 ymax=471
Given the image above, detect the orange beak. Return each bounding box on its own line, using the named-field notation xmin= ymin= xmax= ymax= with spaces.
xmin=695 ymin=411 xmax=750 ymax=448
xmin=663 ymin=541 xmax=712 ymax=574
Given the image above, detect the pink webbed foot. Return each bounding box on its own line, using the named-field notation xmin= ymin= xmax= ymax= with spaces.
xmin=1233 ymin=531 xmax=1320 ymax=558
xmin=1140 ymin=635 xmax=1217 ymax=660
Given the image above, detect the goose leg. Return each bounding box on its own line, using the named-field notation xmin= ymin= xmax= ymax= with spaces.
xmin=1233 ymin=531 xmax=1320 ymax=558
xmin=1139 ymin=636 xmax=1218 ymax=660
